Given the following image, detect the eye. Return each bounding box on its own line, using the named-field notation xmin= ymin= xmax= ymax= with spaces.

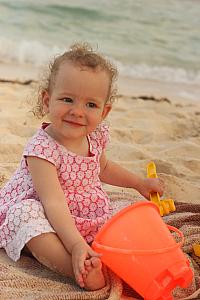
xmin=86 ymin=102 xmax=97 ymax=108
xmin=62 ymin=97 xmax=73 ymax=103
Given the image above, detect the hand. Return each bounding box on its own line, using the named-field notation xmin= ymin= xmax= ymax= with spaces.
xmin=71 ymin=241 xmax=101 ymax=288
xmin=136 ymin=177 xmax=165 ymax=200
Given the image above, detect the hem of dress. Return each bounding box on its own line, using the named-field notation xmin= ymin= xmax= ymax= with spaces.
xmin=4 ymin=221 xmax=55 ymax=262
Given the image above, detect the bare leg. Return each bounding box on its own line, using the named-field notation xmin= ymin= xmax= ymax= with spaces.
xmin=26 ymin=232 xmax=105 ymax=290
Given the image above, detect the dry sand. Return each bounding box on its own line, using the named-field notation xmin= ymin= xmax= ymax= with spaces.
xmin=0 ymin=64 xmax=200 ymax=299
xmin=0 ymin=63 xmax=200 ymax=206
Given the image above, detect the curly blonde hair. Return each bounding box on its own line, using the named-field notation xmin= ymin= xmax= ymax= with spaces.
xmin=33 ymin=42 xmax=118 ymax=118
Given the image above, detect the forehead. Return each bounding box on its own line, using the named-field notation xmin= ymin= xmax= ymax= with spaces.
xmin=51 ymin=61 xmax=110 ymax=100
xmin=55 ymin=62 xmax=110 ymax=84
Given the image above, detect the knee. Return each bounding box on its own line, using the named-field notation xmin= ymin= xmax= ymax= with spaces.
xmin=26 ymin=232 xmax=74 ymax=277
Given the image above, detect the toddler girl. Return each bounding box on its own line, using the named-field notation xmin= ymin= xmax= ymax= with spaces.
xmin=0 ymin=43 xmax=164 ymax=291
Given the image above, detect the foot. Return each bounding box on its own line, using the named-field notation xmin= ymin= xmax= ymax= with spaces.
xmin=83 ymin=257 xmax=105 ymax=291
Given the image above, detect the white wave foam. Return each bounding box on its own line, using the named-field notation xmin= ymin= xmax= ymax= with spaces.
xmin=0 ymin=37 xmax=64 ymax=66
xmin=115 ymin=61 xmax=200 ymax=85
xmin=0 ymin=37 xmax=199 ymax=85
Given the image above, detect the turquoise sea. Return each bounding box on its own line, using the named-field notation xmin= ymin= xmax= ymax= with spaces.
xmin=0 ymin=0 xmax=199 ymax=84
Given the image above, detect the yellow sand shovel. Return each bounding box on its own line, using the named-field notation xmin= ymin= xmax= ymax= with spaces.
xmin=147 ymin=162 xmax=176 ymax=216
xmin=147 ymin=162 xmax=200 ymax=256
xmin=193 ymin=244 xmax=200 ymax=257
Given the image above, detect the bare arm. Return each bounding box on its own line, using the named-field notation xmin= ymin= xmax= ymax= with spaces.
xmin=99 ymin=151 xmax=143 ymax=189
xmin=99 ymin=151 xmax=164 ymax=199
xmin=27 ymin=156 xmax=101 ymax=287
xmin=27 ymin=156 xmax=85 ymax=253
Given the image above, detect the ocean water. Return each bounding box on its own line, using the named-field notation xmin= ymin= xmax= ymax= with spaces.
xmin=0 ymin=0 xmax=200 ymax=84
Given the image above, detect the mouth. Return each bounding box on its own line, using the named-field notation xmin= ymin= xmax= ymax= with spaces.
xmin=63 ymin=120 xmax=86 ymax=127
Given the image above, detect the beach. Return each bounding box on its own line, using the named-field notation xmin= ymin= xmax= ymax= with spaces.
xmin=0 ymin=62 xmax=200 ymax=204
xmin=0 ymin=62 xmax=200 ymax=300
xmin=0 ymin=1 xmax=200 ymax=298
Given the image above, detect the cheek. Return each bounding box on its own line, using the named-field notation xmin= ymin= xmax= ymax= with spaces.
xmin=89 ymin=112 xmax=103 ymax=125
xmin=49 ymin=105 xmax=62 ymax=116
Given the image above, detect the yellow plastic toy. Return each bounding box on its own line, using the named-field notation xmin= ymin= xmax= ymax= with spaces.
xmin=193 ymin=244 xmax=200 ymax=257
xmin=147 ymin=162 xmax=176 ymax=216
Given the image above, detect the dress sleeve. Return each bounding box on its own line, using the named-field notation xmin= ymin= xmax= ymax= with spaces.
xmin=23 ymin=129 xmax=61 ymax=168
xmin=96 ymin=122 xmax=110 ymax=150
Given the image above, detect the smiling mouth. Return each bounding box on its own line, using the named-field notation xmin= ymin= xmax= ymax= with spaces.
xmin=64 ymin=120 xmax=86 ymax=127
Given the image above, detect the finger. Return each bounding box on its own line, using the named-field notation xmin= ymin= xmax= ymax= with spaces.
xmin=74 ymin=266 xmax=85 ymax=287
xmin=88 ymin=248 xmax=102 ymax=257
xmin=158 ymin=178 xmax=165 ymax=195
xmin=77 ymin=274 xmax=85 ymax=288
xmin=84 ymin=259 xmax=92 ymax=272
xmin=146 ymin=193 xmax=151 ymax=200
xmin=84 ymin=259 xmax=91 ymax=267
xmin=73 ymin=258 xmax=87 ymax=285
xmin=79 ymin=263 xmax=87 ymax=275
xmin=82 ymin=273 xmax=87 ymax=281
xmin=160 ymin=178 xmax=165 ymax=189
xmin=78 ymin=255 xmax=88 ymax=275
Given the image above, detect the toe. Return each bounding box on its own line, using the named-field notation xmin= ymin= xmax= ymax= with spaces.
xmin=90 ymin=257 xmax=102 ymax=268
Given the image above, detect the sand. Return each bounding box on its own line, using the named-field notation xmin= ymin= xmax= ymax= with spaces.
xmin=0 ymin=63 xmax=200 ymax=299
xmin=0 ymin=62 xmax=199 ymax=204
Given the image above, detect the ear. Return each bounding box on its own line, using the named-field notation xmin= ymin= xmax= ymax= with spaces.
xmin=101 ymin=103 xmax=112 ymax=120
xmin=42 ymin=90 xmax=50 ymax=114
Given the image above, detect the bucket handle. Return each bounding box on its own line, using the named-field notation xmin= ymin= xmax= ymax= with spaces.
xmin=92 ymin=225 xmax=184 ymax=255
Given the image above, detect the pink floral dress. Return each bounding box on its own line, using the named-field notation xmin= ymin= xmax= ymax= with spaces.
xmin=0 ymin=122 xmax=111 ymax=261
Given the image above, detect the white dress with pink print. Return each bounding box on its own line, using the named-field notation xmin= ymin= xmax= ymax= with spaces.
xmin=0 ymin=122 xmax=111 ymax=261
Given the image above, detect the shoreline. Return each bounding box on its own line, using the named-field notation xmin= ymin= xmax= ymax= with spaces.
xmin=118 ymin=76 xmax=200 ymax=104
xmin=0 ymin=61 xmax=199 ymax=104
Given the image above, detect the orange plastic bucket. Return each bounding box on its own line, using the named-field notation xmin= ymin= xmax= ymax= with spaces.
xmin=92 ymin=202 xmax=193 ymax=300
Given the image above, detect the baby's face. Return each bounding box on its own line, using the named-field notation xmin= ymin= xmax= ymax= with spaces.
xmin=42 ymin=61 xmax=112 ymax=142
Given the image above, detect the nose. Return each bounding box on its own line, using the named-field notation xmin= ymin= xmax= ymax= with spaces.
xmin=69 ymin=103 xmax=84 ymax=118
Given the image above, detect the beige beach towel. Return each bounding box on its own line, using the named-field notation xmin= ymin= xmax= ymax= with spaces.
xmin=0 ymin=192 xmax=199 ymax=300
